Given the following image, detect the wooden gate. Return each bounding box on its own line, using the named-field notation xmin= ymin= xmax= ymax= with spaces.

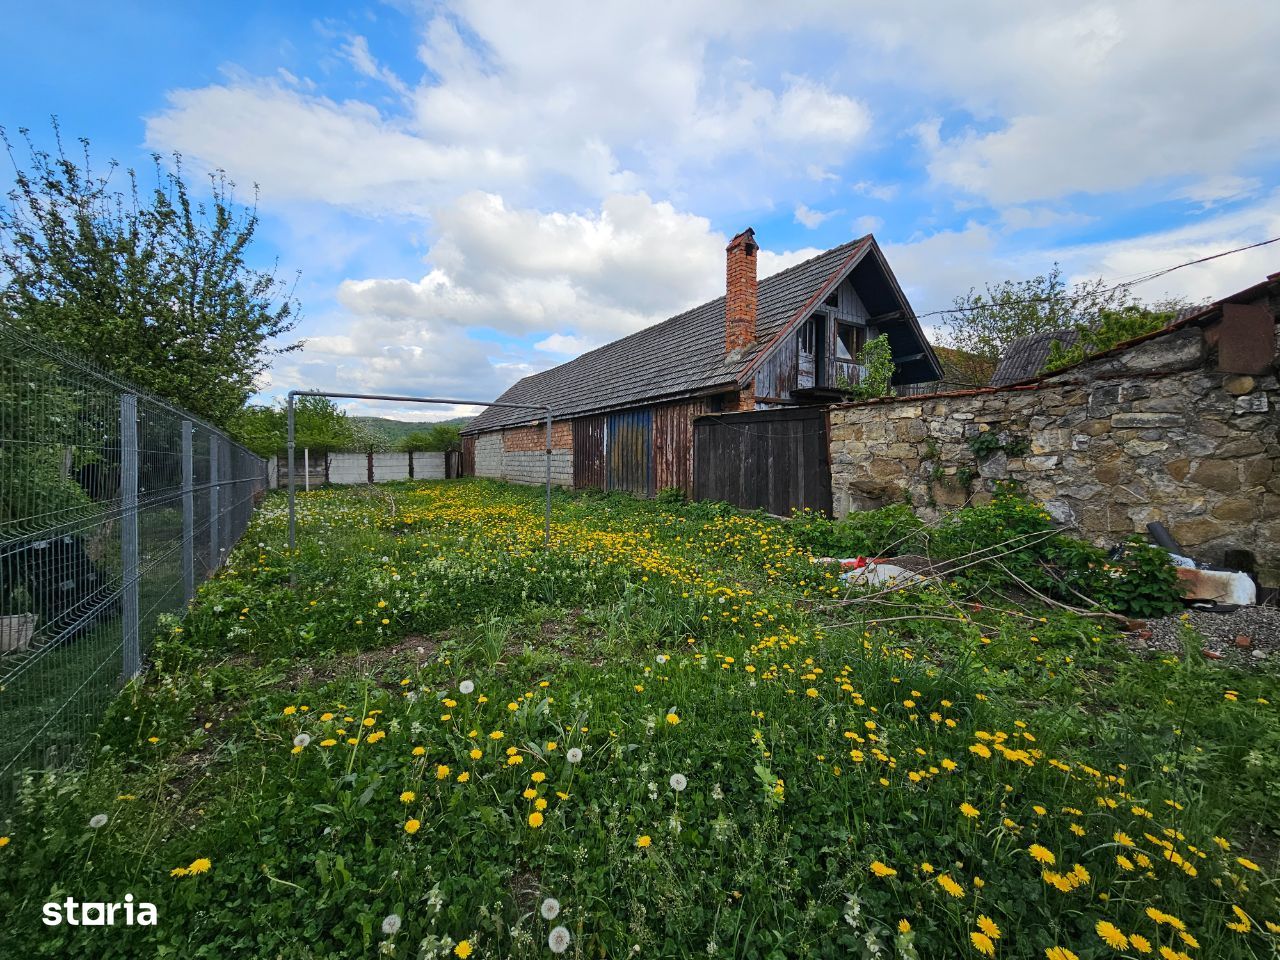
xmin=606 ymin=409 xmax=653 ymax=497
xmin=693 ymin=407 xmax=832 ymax=515
xmin=460 ymin=436 xmax=476 ymax=477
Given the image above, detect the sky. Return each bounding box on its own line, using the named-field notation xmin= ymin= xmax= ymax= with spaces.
xmin=3 ymin=0 xmax=1279 ymax=420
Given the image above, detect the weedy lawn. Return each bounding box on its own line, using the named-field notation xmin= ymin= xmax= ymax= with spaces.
xmin=1 ymin=479 xmax=1277 ymax=960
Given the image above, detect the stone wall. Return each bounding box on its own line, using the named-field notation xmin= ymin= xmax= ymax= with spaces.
xmin=829 ymin=304 xmax=1280 ymax=589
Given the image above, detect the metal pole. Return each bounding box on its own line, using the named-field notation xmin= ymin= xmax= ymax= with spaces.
xmin=544 ymin=407 xmax=552 ymax=548
xmin=287 ymin=392 xmax=296 ymax=583
xmin=181 ymin=420 xmax=194 ymax=602
xmin=120 ymin=395 xmax=140 ymax=680
xmin=304 ymin=447 xmax=310 ymax=492
xmin=209 ymin=433 xmax=221 ymax=571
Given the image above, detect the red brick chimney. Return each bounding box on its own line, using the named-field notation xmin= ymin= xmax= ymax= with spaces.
xmin=725 ymin=227 xmax=758 ymax=355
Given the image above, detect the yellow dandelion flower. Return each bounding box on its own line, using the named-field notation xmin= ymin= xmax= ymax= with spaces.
xmin=960 ymin=802 xmax=980 ymax=819
xmin=897 ymin=919 xmax=911 ymax=934
xmin=977 ymin=915 xmax=1001 ymax=940
xmin=1095 ymin=920 xmax=1128 ymax=950
xmin=404 ymin=819 xmax=421 ymax=834
xmin=1236 ymin=856 xmax=1261 ymax=872
xmin=456 ymin=772 xmax=470 ymax=783
xmin=455 ymin=941 xmax=472 ymax=958
xmin=636 ymin=835 xmax=652 ymax=848
xmin=1028 ymin=844 xmax=1056 ymax=865
xmin=400 ymin=791 xmax=416 ymax=804
xmin=971 ymin=932 xmax=995 ymax=956
xmin=870 ymin=860 xmax=897 ymax=878
xmin=528 ymin=811 xmax=544 ymax=828
xmin=1130 ymin=933 xmax=1152 ymax=953
xmin=936 ymin=873 xmax=965 ymax=898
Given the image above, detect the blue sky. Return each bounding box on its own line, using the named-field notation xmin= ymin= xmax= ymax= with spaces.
xmin=3 ymin=1 xmax=1278 ymax=419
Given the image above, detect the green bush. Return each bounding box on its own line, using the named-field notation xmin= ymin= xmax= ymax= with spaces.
xmin=789 ymin=503 xmax=924 ymax=557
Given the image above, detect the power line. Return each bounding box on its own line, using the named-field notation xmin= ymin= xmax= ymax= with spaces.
xmin=914 ymin=234 xmax=1280 ymax=320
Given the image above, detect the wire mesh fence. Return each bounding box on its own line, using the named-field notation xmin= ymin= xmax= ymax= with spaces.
xmin=0 ymin=319 xmax=267 ymax=787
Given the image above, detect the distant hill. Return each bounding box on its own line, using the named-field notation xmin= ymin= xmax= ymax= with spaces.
xmin=351 ymin=416 xmax=473 ymax=444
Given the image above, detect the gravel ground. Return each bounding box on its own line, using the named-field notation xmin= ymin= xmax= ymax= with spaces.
xmin=1126 ymin=603 xmax=1280 ymax=668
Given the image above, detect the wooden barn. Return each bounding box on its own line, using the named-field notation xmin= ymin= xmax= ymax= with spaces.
xmin=460 ymin=229 xmax=941 ymax=507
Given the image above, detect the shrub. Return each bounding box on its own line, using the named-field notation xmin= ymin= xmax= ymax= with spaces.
xmin=789 ymin=503 xmax=924 ymax=557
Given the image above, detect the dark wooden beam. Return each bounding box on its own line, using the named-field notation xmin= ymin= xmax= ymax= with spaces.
xmin=892 ymin=351 xmax=927 ymax=364
xmin=868 ymin=310 xmax=904 ymax=323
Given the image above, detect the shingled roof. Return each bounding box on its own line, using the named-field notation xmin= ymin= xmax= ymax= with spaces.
xmin=988 ymin=329 xmax=1081 ymax=387
xmin=464 ymin=236 xmax=883 ymax=432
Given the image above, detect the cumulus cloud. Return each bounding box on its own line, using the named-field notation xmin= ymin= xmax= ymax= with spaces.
xmin=794 ymin=204 xmax=838 ymax=229
xmin=879 ymin=2 xmax=1280 ymax=204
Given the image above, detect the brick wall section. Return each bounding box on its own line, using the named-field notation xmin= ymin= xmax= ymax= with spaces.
xmin=502 ymin=421 xmax=572 ymax=452
xmin=725 ymin=229 xmax=758 ymax=354
xmin=828 ymin=318 xmax=1280 ymax=589
xmin=473 ymin=426 xmax=572 ymax=486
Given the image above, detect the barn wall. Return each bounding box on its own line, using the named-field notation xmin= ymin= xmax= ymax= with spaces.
xmin=572 ymin=416 xmax=606 ymax=490
xmin=473 ymin=433 xmax=505 ymax=479
xmin=653 ymin=398 xmax=708 ymax=494
xmin=466 ymin=426 xmax=572 ymax=487
xmin=606 ymin=409 xmax=654 ymax=497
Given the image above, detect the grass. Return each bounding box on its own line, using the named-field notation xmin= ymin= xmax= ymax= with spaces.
xmin=0 ymin=478 xmax=1276 ymax=960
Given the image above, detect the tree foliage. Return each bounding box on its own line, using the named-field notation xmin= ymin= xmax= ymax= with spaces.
xmin=397 ymin=423 xmax=462 ymax=452
xmin=1041 ymin=304 xmax=1183 ymax=374
xmin=0 ymin=121 xmax=300 ymax=426
xmin=225 ymin=396 xmax=361 ymax=458
xmin=940 ymin=264 xmax=1133 ymax=363
xmin=837 ymin=333 xmax=897 ymax=402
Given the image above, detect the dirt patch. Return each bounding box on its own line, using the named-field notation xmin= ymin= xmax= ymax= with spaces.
xmin=282 ymin=635 xmax=442 ymax=689
xmin=509 ymin=869 xmax=543 ymax=916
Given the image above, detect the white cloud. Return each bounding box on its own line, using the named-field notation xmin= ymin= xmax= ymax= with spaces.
xmin=343 ymin=35 xmax=410 ymax=96
xmin=1172 ymin=175 xmax=1262 ymax=209
xmin=851 ymin=180 xmax=897 ymax=202
xmin=794 ymin=203 xmax=838 ymax=229
xmin=535 ymin=333 xmax=595 ymax=355
xmin=1000 ymin=206 xmax=1095 ymax=232
xmin=146 ymin=78 xmax=525 ymax=216
xmin=881 ymin=2 xmax=1280 ymax=204
xmin=887 ymin=190 xmax=1280 ymax=319
xmin=853 ymin=214 xmax=883 ymax=234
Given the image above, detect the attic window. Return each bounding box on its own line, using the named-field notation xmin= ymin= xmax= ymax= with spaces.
xmin=825 ymin=292 xmax=839 ymax=308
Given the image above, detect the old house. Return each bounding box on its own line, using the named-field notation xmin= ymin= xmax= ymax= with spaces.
xmin=461 ymin=230 xmax=941 ymax=498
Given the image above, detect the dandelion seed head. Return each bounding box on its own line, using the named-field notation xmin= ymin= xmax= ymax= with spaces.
xmin=548 ymin=925 xmax=571 ymax=953
xmin=566 ymin=748 xmax=583 ymax=764
xmin=540 ymin=897 xmax=561 ymax=920
xmin=88 ymin=814 xmax=108 ymax=829
xmin=381 ymin=913 xmax=402 ymax=936
xmin=670 ymin=773 xmax=688 ymax=792
xmin=293 ymin=733 xmax=311 ymax=748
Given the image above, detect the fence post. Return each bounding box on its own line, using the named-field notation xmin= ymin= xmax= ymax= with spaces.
xmin=304 ymin=448 xmax=310 ymax=492
xmin=408 ymin=450 xmax=414 ymax=480
xmin=181 ymin=421 xmax=194 ymax=602
xmin=120 ymin=395 xmax=140 ymax=681
xmin=367 ymin=450 xmax=374 ymax=484
xmin=209 ymin=433 xmax=221 ymax=571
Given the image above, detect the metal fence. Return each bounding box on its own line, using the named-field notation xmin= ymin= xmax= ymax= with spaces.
xmin=0 ymin=319 xmax=267 ymax=785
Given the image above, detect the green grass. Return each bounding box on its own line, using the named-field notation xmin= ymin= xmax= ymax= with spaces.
xmin=0 ymin=479 xmax=1275 ymax=960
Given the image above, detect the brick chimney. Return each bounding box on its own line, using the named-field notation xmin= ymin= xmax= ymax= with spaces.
xmin=725 ymin=227 xmax=758 ymax=355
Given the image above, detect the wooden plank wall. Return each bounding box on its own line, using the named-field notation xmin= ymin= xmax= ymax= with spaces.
xmin=572 ymin=415 xmax=606 ymax=490
xmin=606 ymin=408 xmax=653 ymax=497
xmin=461 ymin=436 xmax=476 ymax=477
xmin=653 ymin=398 xmax=707 ymax=495
xmin=692 ymin=407 xmax=832 ymax=515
